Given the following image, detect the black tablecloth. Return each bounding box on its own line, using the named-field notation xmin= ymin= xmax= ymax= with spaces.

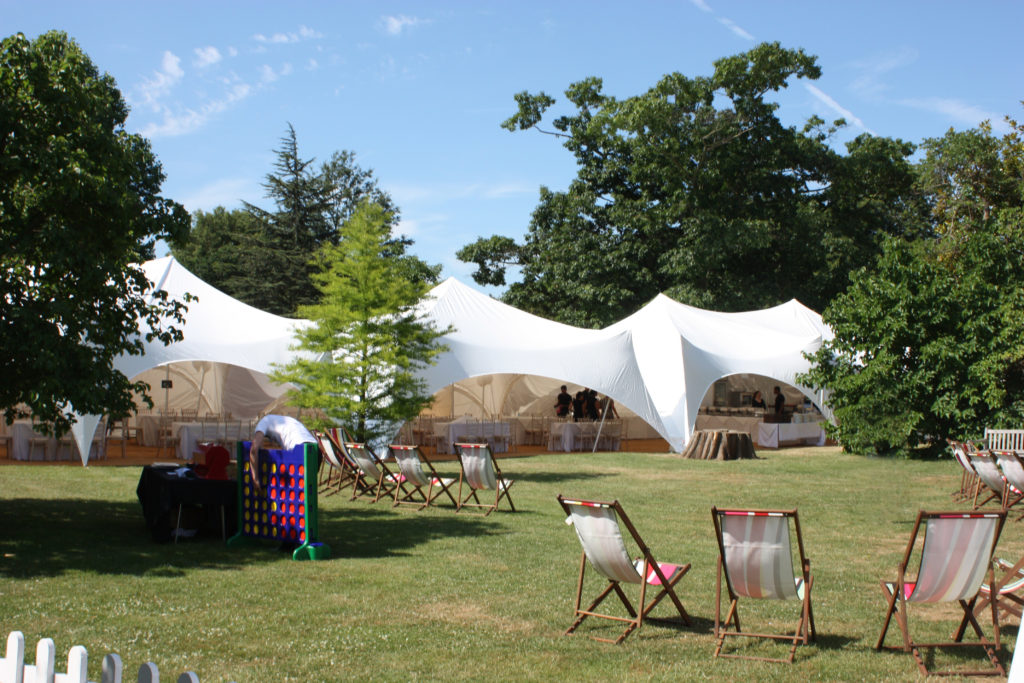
xmin=136 ymin=465 xmax=238 ymax=542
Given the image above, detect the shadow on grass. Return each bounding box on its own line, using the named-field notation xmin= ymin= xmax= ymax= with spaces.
xmin=498 ymin=471 xmax=611 ymax=485
xmin=0 ymin=497 xmax=276 ymax=579
xmin=318 ymin=505 xmax=506 ymax=558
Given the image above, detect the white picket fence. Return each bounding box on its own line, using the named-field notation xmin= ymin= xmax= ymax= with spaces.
xmin=0 ymin=631 xmax=229 ymax=683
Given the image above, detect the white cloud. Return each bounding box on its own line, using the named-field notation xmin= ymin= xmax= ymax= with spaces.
xmin=849 ymin=47 xmax=919 ymax=99
xmin=253 ymin=24 xmax=323 ymax=44
xmin=228 ymin=46 xmax=238 ymax=58
xmin=899 ymin=97 xmax=1009 ymax=133
xmin=805 ymin=83 xmax=875 ymax=134
xmin=689 ymin=0 xmax=713 ymax=12
xmin=718 ymin=17 xmax=754 ymax=40
xmin=259 ymin=64 xmax=279 ymax=83
xmin=307 ymin=58 xmax=319 ymax=70
xmin=138 ymin=51 xmax=184 ymax=109
xmin=139 ymin=82 xmax=253 ymax=138
xmin=383 ymin=15 xmax=423 ymax=36
xmin=193 ymin=46 xmax=222 ymax=68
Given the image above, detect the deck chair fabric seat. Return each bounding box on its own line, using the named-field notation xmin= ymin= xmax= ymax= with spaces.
xmin=974 ymin=556 xmax=1024 ymax=622
xmin=711 ymin=507 xmax=815 ymax=664
xmin=338 ymin=439 xmax=408 ymax=503
xmin=875 ymin=510 xmax=1007 ymax=677
xmin=558 ymin=496 xmax=692 ymax=644
xmin=454 ymin=443 xmax=515 ymax=515
xmin=993 ymin=450 xmax=1024 ymax=515
xmin=314 ymin=431 xmax=356 ymax=496
xmin=968 ymin=451 xmax=1012 ymax=510
xmin=948 ymin=439 xmax=980 ymax=503
xmin=388 ymin=445 xmax=457 ymax=510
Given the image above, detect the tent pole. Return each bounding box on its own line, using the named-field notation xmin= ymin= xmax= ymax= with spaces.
xmin=591 ymin=396 xmax=610 ymax=454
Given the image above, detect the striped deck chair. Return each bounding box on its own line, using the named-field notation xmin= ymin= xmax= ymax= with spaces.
xmin=875 ymin=510 xmax=1007 ymax=677
xmin=557 ymin=495 xmax=691 ymax=644
xmin=388 ymin=445 xmax=457 ymax=510
xmin=969 ymin=451 xmax=1014 ymax=509
xmin=993 ymin=450 xmax=1024 ymax=516
xmin=711 ymin=507 xmax=815 ymax=663
xmin=973 ymin=556 xmax=1024 ymax=624
xmin=313 ymin=431 xmax=356 ymax=496
xmin=453 ymin=443 xmax=515 ymax=515
xmin=948 ymin=439 xmax=980 ymax=502
xmin=337 ymin=439 xmax=408 ymax=503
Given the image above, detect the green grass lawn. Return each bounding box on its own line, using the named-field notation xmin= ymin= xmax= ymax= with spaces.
xmin=1 ymin=447 xmax=1021 ymax=681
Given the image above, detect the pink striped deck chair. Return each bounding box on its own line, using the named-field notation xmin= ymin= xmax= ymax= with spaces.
xmin=969 ymin=451 xmax=1015 ymax=510
xmin=387 ymin=445 xmax=458 ymax=510
xmin=993 ymin=450 xmax=1024 ymax=516
xmin=711 ymin=507 xmax=815 ymax=663
xmin=557 ymin=495 xmax=691 ymax=644
xmin=453 ymin=443 xmax=515 ymax=515
xmin=875 ymin=510 xmax=1007 ymax=677
xmin=948 ymin=439 xmax=980 ymax=502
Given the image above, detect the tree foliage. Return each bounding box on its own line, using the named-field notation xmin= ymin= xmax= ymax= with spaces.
xmin=0 ymin=31 xmax=190 ymax=434
xmin=174 ymin=124 xmax=407 ymax=316
xmin=272 ymin=202 xmax=447 ymax=445
xmin=459 ymin=42 xmax=925 ymax=327
xmin=802 ymin=115 xmax=1024 ymax=456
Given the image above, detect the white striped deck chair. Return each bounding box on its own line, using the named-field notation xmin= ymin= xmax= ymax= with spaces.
xmin=948 ymin=439 xmax=980 ymax=502
xmin=453 ymin=443 xmax=515 ymax=515
xmin=993 ymin=450 xmax=1024 ymax=516
xmin=876 ymin=510 xmax=1007 ymax=677
xmin=969 ymin=451 xmax=1012 ymax=509
xmin=557 ymin=496 xmax=691 ymax=644
xmin=711 ymin=507 xmax=815 ymax=663
xmin=339 ymin=440 xmax=408 ymax=503
xmin=388 ymin=445 xmax=457 ymax=510
xmin=313 ymin=431 xmax=355 ymax=496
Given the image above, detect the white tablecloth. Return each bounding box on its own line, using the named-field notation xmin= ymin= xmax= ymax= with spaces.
xmin=548 ymin=421 xmax=600 ymax=452
xmin=10 ymin=422 xmax=104 ymax=461
xmin=757 ymin=421 xmax=825 ymax=448
xmin=436 ymin=419 xmax=511 ymax=453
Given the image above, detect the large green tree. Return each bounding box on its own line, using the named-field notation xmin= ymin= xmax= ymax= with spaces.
xmin=272 ymin=202 xmax=446 ymax=445
xmin=459 ymin=42 xmax=925 ymax=327
xmin=0 ymin=31 xmax=190 ymax=434
xmin=802 ymin=116 xmax=1024 ymax=456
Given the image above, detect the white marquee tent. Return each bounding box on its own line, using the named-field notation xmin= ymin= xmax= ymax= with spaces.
xmin=69 ymin=258 xmax=832 ymax=462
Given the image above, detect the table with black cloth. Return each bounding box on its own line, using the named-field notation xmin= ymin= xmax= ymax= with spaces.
xmin=136 ymin=465 xmax=238 ymax=542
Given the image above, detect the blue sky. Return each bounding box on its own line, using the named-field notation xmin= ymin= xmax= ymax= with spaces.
xmin=5 ymin=1 xmax=1022 ymax=290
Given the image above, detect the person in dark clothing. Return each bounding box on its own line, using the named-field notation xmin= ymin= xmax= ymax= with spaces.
xmin=554 ymin=385 xmax=572 ymax=417
xmin=572 ymin=391 xmax=585 ymax=421
xmin=585 ymin=389 xmax=601 ymax=420
xmin=751 ymin=390 xmax=766 ymax=409
xmin=773 ymin=386 xmax=786 ymax=414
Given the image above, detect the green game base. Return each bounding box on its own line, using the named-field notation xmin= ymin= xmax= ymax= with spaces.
xmin=292 ymin=542 xmax=331 ymax=561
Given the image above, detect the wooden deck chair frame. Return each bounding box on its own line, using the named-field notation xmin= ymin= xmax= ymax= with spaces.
xmin=972 ymin=556 xmax=1024 ymax=624
xmin=388 ymin=445 xmax=458 ymax=510
xmin=711 ymin=507 xmax=816 ymax=663
xmin=453 ymin=443 xmax=515 ymax=516
xmin=968 ymin=451 xmax=1010 ymax=510
xmin=992 ymin=450 xmax=1024 ymax=516
xmin=335 ymin=438 xmax=408 ymax=503
xmin=875 ymin=510 xmax=1007 ymax=677
xmin=557 ymin=495 xmax=691 ymax=644
xmin=313 ymin=431 xmax=357 ymax=496
xmin=948 ymin=439 xmax=980 ymax=502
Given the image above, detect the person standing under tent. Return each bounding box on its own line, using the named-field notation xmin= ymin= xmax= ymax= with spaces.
xmin=772 ymin=386 xmax=786 ymax=415
xmin=554 ymin=385 xmax=572 ymax=418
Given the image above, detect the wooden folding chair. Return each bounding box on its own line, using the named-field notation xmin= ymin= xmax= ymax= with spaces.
xmin=711 ymin=507 xmax=816 ymax=663
xmin=453 ymin=443 xmax=515 ymax=515
xmin=337 ymin=439 xmax=408 ymax=503
xmin=948 ymin=439 xmax=980 ymax=502
xmin=313 ymin=431 xmax=356 ymax=496
xmin=992 ymin=450 xmax=1024 ymax=516
xmin=875 ymin=510 xmax=1007 ymax=677
xmin=968 ymin=451 xmax=1012 ymax=510
xmin=388 ymin=445 xmax=457 ymax=510
xmin=557 ymin=495 xmax=691 ymax=644
xmin=973 ymin=556 xmax=1024 ymax=624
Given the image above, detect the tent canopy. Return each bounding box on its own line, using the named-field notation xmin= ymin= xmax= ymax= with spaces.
xmin=70 ymin=261 xmax=832 ymax=462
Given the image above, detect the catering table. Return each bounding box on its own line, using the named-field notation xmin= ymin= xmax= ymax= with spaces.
xmin=435 ymin=419 xmax=511 ymax=453
xmin=9 ymin=422 xmax=104 ymax=461
xmin=136 ymin=465 xmax=237 ymax=542
xmin=548 ymin=421 xmax=599 ymax=452
xmin=756 ymin=420 xmax=826 ymax=449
